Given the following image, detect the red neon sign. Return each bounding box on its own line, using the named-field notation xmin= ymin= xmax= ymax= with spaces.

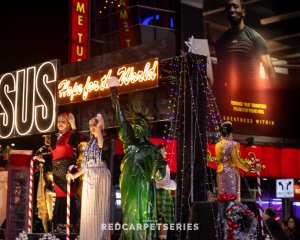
xmin=70 ymin=0 xmax=89 ymax=62
xmin=117 ymin=0 xmax=135 ymax=48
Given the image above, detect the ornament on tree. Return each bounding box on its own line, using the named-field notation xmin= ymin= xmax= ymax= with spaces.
xmin=224 ymin=201 xmax=258 ymax=239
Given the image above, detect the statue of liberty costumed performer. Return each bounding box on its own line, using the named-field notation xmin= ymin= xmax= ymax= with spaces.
xmin=107 ymin=76 xmax=167 ymax=240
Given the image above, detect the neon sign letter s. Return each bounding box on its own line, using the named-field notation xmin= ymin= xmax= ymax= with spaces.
xmin=15 ymin=68 xmax=36 ymax=135
xmin=35 ymin=62 xmax=57 ymax=132
xmin=0 ymin=73 xmax=15 ymax=138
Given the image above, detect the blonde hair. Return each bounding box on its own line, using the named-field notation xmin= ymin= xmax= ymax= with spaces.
xmin=88 ymin=117 xmax=106 ymax=138
xmin=89 ymin=117 xmax=98 ymax=127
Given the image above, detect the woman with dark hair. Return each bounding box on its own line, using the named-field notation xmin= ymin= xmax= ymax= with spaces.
xmin=67 ymin=113 xmax=111 ymax=240
xmin=215 ymin=121 xmax=249 ymax=202
xmin=215 ymin=121 xmax=253 ymax=239
xmin=263 ymin=206 xmax=285 ymax=240
xmin=155 ymin=144 xmax=176 ymax=240
xmin=286 ymin=216 xmax=300 ymax=240
xmin=35 ymin=112 xmax=84 ymax=233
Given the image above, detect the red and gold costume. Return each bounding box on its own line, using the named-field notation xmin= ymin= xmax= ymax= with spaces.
xmin=45 ymin=129 xmax=83 ymax=228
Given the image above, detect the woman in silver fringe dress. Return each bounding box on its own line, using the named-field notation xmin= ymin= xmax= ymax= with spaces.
xmin=67 ymin=113 xmax=111 ymax=240
xmin=215 ymin=121 xmax=249 ymax=202
xmin=215 ymin=121 xmax=251 ymax=239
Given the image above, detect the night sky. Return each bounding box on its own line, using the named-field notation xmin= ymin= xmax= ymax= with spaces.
xmin=0 ymin=1 xmax=69 ymax=75
xmin=0 ymin=1 xmax=70 ymax=149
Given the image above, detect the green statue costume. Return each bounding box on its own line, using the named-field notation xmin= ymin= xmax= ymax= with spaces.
xmin=109 ymin=85 xmax=166 ymax=240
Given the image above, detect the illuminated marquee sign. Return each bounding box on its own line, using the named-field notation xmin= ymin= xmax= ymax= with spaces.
xmin=70 ymin=0 xmax=89 ymax=62
xmin=57 ymin=58 xmax=159 ymax=105
xmin=117 ymin=0 xmax=135 ymax=48
xmin=0 ymin=60 xmax=57 ymax=139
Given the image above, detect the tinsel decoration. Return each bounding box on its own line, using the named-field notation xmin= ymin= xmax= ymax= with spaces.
xmin=16 ymin=231 xmax=78 ymax=240
xmin=16 ymin=231 xmax=59 ymax=240
xmin=224 ymin=201 xmax=258 ymax=240
xmin=15 ymin=231 xmax=29 ymax=240
xmin=38 ymin=233 xmax=61 ymax=240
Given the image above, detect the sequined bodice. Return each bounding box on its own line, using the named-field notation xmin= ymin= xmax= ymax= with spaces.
xmin=82 ymin=139 xmax=103 ymax=167
xmin=219 ymin=139 xmax=234 ymax=163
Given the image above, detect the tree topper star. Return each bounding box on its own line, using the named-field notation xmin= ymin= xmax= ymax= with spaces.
xmin=184 ymin=35 xmax=196 ymax=53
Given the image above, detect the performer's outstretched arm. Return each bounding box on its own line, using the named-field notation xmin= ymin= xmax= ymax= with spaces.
xmin=110 ymin=87 xmax=128 ymax=127
xmin=231 ymin=143 xmax=249 ymax=172
xmin=108 ymin=79 xmax=135 ymax=148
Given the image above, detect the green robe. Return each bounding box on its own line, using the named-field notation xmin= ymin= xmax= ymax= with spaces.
xmin=111 ymin=92 xmax=166 ymax=240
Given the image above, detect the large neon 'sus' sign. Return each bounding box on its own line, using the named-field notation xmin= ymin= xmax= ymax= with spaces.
xmin=0 ymin=60 xmax=57 ymax=139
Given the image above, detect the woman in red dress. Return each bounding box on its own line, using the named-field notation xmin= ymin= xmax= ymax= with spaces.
xmin=36 ymin=112 xmax=84 ymax=233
